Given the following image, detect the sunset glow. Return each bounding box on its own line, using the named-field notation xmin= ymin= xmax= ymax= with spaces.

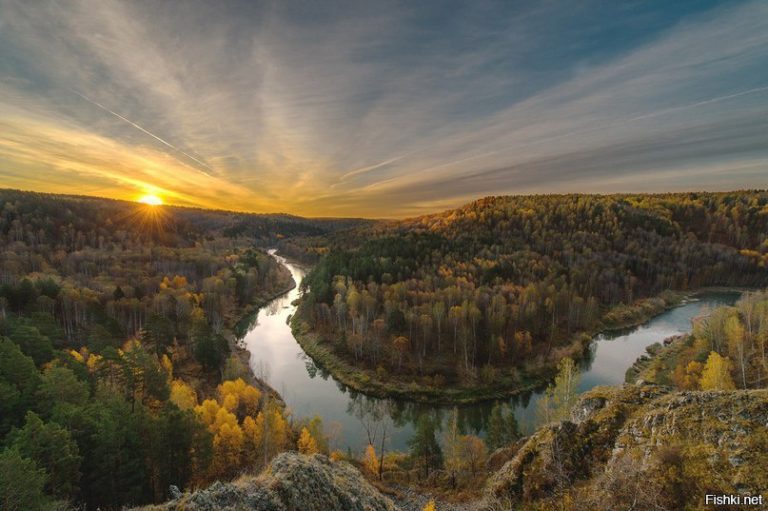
xmin=0 ymin=1 xmax=767 ymax=217
xmin=137 ymin=194 xmax=163 ymax=206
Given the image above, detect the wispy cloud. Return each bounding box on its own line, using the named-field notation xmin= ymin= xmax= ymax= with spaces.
xmin=0 ymin=0 xmax=766 ymax=217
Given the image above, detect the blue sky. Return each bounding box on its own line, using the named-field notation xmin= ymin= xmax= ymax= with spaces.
xmin=0 ymin=0 xmax=766 ymax=217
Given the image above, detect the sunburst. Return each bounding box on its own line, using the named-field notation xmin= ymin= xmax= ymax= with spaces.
xmin=137 ymin=194 xmax=163 ymax=206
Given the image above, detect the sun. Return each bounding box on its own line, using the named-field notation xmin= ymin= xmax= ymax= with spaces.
xmin=137 ymin=194 xmax=163 ymax=206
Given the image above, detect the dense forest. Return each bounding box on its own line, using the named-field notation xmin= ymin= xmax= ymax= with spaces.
xmin=301 ymin=192 xmax=768 ymax=393
xmin=0 ymin=190 xmax=354 ymax=510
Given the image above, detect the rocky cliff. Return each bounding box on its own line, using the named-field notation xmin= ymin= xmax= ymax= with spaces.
xmin=136 ymin=452 xmax=399 ymax=511
xmin=482 ymin=384 xmax=768 ymax=510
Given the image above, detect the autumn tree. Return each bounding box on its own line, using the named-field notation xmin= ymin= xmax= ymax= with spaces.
xmin=458 ymin=435 xmax=487 ymax=476
xmin=363 ymin=444 xmax=379 ymax=476
xmin=298 ymin=427 xmax=319 ymax=455
xmin=699 ymin=352 xmax=736 ymax=390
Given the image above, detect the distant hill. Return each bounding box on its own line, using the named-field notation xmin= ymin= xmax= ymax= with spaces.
xmin=0 ymin=188 xmax=371 ymax=248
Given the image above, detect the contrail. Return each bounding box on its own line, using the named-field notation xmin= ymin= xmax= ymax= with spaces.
xmin=627 ymin=85 xmax=768 ymax=122
xmin=71 ymin=90 xmax=215 ymax=176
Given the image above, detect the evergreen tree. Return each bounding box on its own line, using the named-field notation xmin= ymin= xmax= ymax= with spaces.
xmin=8 ymin=411 xmax=82 ymax=500
xmin=0 ymin=338 xmax=40 ymax=435
xmin=487 ymin=403 xmax=520 ymax=450
xmin=5 ymin=324 xmax=53 ymax=366
xmin=143 ymin=313 xmax=175 ymax=357
xmin=0 ymin=448 xmax=50 ymax=511
xmin=409 ymin=416 xmax=443 ymax=478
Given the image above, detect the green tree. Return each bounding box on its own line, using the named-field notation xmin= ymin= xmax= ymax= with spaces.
xmin=8 ymin=412 xmax=82 ymax=500
xmin=487 ymin=403 xmax=520 ymax=450
xmin=191 ymin=310 xmax=227 ymax=371
xmin=537 ymin=357 xmax=581 ymax=425
xmin=52 ymin=392 xmax=147 ymax=509
xmin=143 ymin=313 xmax=175 ymax=357
xmin=0 ymin=448 xmax=50 ymax=511
xmin=0 ymin=337 xmax=40 ymax=435
xmin=7 ymin=324 xmax=53 ymax=366
xmin=142 ymin=403 xmax=210 ymax=501
xmin=36 ymin=365 xmax=89 ymax=418
xmin=409 ymin=415 xmax=443 ymax=479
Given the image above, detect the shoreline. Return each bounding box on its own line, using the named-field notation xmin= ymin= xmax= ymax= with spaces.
xmin=289 ymin=286 xmax=746 ymax=405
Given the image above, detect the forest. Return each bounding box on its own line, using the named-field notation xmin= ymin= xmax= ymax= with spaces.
xmin=0 ymin=190 xmax=356 ymax=510
xmin=301 ymin=192 xmax=768 ymax=394
xmin=3 ymin=189 xmax=768 ymax=511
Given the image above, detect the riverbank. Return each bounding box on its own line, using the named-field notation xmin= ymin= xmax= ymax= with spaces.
xmin=290 ymin=287 xmax=743 ymax=404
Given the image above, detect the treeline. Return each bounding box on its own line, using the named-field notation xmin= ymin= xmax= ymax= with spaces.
xmin=0 ymin=190 xmax=309 ymax=364
xmin=302 ymin=192 xmax=768 ymax=385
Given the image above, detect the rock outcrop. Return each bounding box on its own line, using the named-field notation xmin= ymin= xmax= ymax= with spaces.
xmin=136 ymin=452 xmax=400 ymax=511
xmin=483 ymin=384 xmax=768 ymax=510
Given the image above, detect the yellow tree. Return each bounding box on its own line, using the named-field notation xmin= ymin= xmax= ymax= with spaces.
xmin=217 ymin=378 xmax=262 ymax=418
xmin=212 ymin=422 xmax=244 ymax=479
xmin=195 ymin=399 xmax=221 ymax=431
xmin=242 ymin=414 xmax=264 ymax=466
xmin=422 ymin=500 xmax=436 ymax=511
xmin=700 ymin=352 xmax=736 ymax=390
xmin=170 ymin=379 xmax=197 ymax=410
xmin=363 ymin=444 xmax=379 ymax=476
xmin=298 ymin=427 xmax=319 ymax=455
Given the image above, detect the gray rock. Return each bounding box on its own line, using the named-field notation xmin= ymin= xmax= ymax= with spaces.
xmin=168 ymin=485 xmax=182 ymax=500
xmin=137 ymin=452 xmax=400 ymax=511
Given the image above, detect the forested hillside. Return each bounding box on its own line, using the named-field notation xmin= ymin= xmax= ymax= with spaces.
xmin=0 ymin=189 xmax=350 ymax=510
xmin=301 ymin=192 xmax=768 ymax=396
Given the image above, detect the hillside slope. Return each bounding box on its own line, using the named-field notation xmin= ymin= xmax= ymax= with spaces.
xmin=300 ymin=192 xmax=768 ymax=399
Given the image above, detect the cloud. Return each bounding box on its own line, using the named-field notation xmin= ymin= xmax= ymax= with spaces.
xmin=0 ymin=0 xmax=766 ymax=217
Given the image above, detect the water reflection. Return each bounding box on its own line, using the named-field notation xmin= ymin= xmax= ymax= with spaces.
xmin=240 ymin=251 xmax=740 ymax=452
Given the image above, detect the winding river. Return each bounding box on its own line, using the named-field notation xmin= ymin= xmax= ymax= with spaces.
xmin=239 ymin=251 xmax=740 ymax=452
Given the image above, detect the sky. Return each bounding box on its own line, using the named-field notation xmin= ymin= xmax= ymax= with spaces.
xmin=0 ymin=0 xmax=767 ymax=218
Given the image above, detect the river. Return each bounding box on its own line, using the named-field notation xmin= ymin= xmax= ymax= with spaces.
xmin=239 ymin=251 xmax=740 ymax=453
